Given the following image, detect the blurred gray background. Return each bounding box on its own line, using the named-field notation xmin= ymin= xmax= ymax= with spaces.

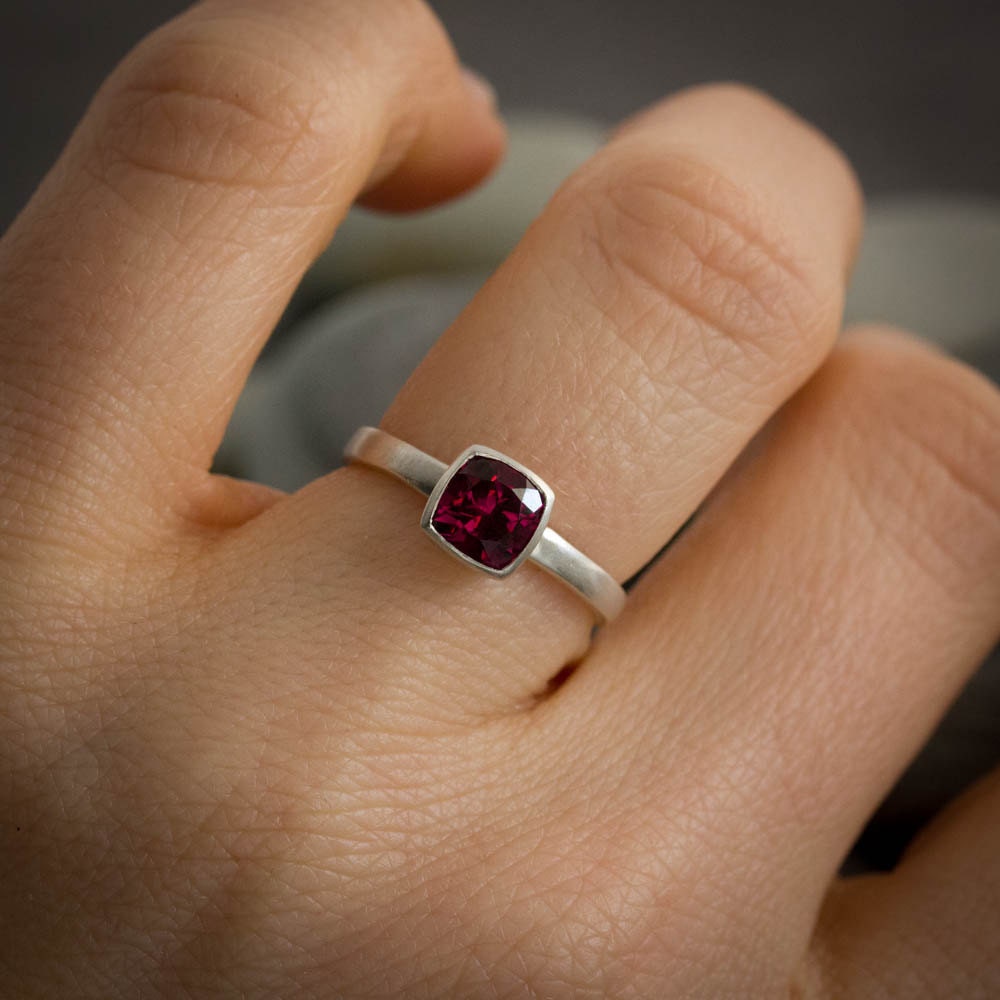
xmin=2 ymin=1 xmax=998 ymax=872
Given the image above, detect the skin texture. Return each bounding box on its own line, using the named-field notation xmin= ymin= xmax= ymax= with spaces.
xmin=0 ymin=1 xmax=998 ymax=997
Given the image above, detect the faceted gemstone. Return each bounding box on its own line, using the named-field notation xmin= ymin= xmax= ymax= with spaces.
xmin=430 ymin=455 xmax=546 ymax=570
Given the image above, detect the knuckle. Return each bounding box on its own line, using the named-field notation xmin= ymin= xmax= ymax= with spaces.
xmin=669 ymin=80 xmax=796 ymax=122
xmin=555 ymin=141 xmax=834 ymax=385
xmin=91 ymin=18 xmax=359 ymax=193
xmin=833 ymin=330 xmax=1000 ymax=587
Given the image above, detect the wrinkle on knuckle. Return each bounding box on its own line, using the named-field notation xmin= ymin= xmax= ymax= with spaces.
xmin=92 ymin=24 xmax=356 ymax=199
xmin=557 ymin=146 xmax=831 ymax=400
xmin=834 ymin=338 xmax=1000 ymax=595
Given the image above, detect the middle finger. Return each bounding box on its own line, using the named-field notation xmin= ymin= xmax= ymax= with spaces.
xmin=259 ymin=84 xmax=862 ymax=711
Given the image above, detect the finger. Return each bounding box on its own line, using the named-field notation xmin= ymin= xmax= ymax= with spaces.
xmin=808 ymin=766 xmax=1000 ymax=998
xmin=0 ymin=0 xmax=503 ymax=523
xmin=554 ymin=328 xmax=1000 ymax=964
xmin=257 ymin=84 xmax=861 ymax=709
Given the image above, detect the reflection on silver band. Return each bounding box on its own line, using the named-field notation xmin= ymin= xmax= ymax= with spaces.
xmin=344 ymin=426 xmax=626 ymax=625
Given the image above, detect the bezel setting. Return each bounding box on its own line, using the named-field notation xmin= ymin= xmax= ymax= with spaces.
xmin=420 ymin=445 xmax=555 ymax=578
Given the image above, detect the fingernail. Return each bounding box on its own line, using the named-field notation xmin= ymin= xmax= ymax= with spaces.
xmin=461 ymin=66 xmax=498 ymax=110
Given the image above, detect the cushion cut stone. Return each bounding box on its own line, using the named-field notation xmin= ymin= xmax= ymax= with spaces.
xmin=430 ymin=455 xmax=546 ymax=571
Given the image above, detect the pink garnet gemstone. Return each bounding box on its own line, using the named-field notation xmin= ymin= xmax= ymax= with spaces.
xmin=430 ymin=455 xmax=546 ymax=571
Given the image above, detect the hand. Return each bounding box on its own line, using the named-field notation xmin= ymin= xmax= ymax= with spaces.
xmin=2 ymin=1 xmax=998 ymax=996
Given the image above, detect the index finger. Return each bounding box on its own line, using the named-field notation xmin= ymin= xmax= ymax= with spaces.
xmin=0 ymin=0 xmax=503 ymax=531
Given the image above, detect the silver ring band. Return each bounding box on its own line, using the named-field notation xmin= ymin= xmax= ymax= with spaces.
xmin=343 ymin=427 xmax=626 ymax=625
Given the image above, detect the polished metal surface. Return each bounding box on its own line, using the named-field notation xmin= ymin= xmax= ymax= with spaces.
xmin=344 ymin=426 xmax=626 ymax=624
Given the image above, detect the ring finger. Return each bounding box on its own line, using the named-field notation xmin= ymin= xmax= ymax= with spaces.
xmin=254 ymin=83 xmax=863 ymax=710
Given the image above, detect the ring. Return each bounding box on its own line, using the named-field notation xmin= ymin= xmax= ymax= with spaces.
xmin=344 ymin=427 xmax=627 ymax=625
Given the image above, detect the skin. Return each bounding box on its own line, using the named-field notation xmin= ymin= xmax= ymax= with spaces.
xmin=1 ymin=0 xmax=998 ymax=996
